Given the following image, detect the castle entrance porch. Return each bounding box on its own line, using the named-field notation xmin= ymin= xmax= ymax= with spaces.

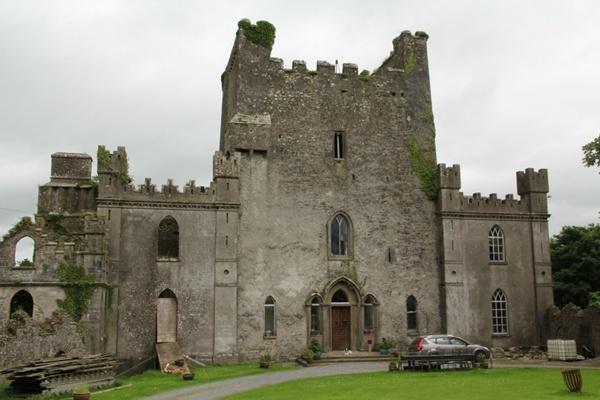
xmin=320 ymin=277 xmax=361 ymax=352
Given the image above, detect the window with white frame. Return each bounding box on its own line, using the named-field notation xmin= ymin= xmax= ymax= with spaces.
xmin=488 ymin=225 xmax=505 ymax=262
xmin=491 ymin=289 xmax=508 ymax=335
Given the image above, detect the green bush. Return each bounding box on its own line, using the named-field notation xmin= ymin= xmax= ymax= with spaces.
xmin=238 ymin=19 xmax=276 ymax=50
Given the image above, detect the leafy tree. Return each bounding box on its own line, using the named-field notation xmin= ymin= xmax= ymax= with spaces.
xmin=582 ymin=134 xmax=600 ymax=170
xmin=551 ymin=224 xmax=600 ymax=307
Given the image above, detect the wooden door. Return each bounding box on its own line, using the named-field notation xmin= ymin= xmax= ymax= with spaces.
xmin=157 ymin=297 xmax=177 ymax=343
xmin=331 ymin=307 xmax=351 ymax=350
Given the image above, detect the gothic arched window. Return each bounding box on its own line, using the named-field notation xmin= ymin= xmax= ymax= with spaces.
xmin=488 ymin=225 xmax=505 ymax=262
xmin=158 ymin=217 xmax=179 ymax=260
xmin=491 ymin=289 xmax=508 ymax=335
xmin=406 ymin=295 xmax=417 ymax=331
xmin=364 ymin=295 xmax=376 ymax=331
xmin=330 ymin=213 xmax=350 ymax=257
xmin=264 ymin=296 xmax=276 ymax=337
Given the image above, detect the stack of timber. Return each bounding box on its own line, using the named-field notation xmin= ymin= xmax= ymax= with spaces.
xmin=0 ymin=354 xmax=118 ymax=395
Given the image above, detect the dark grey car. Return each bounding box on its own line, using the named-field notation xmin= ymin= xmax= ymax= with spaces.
xmin=408 ymin=334 xmax=491 ymax=360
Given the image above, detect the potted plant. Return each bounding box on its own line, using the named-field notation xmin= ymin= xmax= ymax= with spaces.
xmin=310 ymin=339 xmax=324 ymax=360
xmin=259 ymin=351 xmax=272 ymax=368
xmin=303 ymin=347 xmax=315 ymax=364
xmin=378 ymin=337 xmax=395 ymax=355
xmin=72 ymin=384 xmax=91 ymax=400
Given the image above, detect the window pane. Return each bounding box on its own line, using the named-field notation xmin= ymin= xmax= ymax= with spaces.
xmin=311 ymin=305 xmax=320 ymax=333
xmin=407 ymin=312 xmax=417 ymax=330
xmin=364 ymin=305 xmax=373 ymax=330
xmin=265 ymin=306 xmax=275 ymax=334
xmin=331 ymin=219 xmax=340 ymax=255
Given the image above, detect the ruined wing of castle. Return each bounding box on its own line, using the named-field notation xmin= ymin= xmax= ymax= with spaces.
xmin=0 ymin=23 xmax=553 ymax=368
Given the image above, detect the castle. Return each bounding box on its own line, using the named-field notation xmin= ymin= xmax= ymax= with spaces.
xmin=0 ymin=22 xmax=553 ymax=368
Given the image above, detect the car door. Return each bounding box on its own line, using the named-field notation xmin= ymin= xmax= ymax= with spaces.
xmin=449 ymin=336 xmax=469 ymax=355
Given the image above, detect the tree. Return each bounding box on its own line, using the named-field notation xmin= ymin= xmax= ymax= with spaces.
xmin=582 ymin=134 xmax=600 ymax=170
xmin=551 ymin=224 xmax=600 ymax=307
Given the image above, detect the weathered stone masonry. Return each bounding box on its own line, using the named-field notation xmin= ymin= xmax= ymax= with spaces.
xmin=0 ymin=23 xmax=553 ymax=369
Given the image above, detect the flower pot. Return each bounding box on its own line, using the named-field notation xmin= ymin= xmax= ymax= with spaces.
xmin=562 ymin=369 xmax=582 ymax=392
xmin=73 ymin=393 xmax=91 ymax=400
xmin=260 ymin=361 xmax=270 ymax=368
xmin=379 ymin=348 xmax=390 ymax=355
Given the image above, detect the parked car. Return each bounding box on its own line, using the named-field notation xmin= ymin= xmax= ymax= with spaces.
xmin=408 ymin=334 xmax=491 ymax=360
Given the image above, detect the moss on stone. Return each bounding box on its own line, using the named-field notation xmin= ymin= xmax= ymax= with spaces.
xmin=406 ymin=136 xmax=439 ymax=201
xmin=405 ymin=47 xmax=417 ymax=73
xmin=97 ymin=146 xmax=111 ymax=169
xmin=238 ymin=19 xmax=276 ymax=50
xmin=6 ymin=217 xmax=33 ymax=237
xmin=359 ymin=69 xmax=371 ymax=82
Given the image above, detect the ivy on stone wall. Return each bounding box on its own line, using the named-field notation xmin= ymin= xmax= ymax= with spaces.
xmin=43 ymin=213 xmax=68 ymax=236
xmin=238 ymin=19 xmax=276 ymax=50
xmin=406 ymin=136 xmax=439 ymax=201
xmin=96 ymin=145 xmax=132 ymax=183
xmin=56 ymin=256 xmax=95 ymax=322
xmin=6 ymin=217 xmax=33 ymax=237
xmin=97 ymin=146 xmax=111 ymax=169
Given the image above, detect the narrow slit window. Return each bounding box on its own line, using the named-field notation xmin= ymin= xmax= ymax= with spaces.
xmin=264 ymin=296 xmax=276 ymax=336
xmin=310 ymin=297 xmax=321 ymax=334
xmin=334 ymin=132 xmax=344 ymax=159
xmin=406 ymin=295 xmax=417 ymax=331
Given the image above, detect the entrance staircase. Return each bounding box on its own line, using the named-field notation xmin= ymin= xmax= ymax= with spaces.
xmin=311 ymin=351 xmax=395 ymax=364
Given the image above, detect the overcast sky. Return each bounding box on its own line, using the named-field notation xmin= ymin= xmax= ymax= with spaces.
xmin=0 ymin=0 xmax=599 ymax=238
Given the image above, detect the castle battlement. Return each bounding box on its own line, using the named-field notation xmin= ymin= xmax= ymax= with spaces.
xmin=438 ymin=164 xmax=549 ymax=216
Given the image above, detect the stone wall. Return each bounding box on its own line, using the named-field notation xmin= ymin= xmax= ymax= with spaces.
xmin=0 ymin=310 xmax=85 ymax=373
xmin=547 ymin=304 xmax=600 ymax=354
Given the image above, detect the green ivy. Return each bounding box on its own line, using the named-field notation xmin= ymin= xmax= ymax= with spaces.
xmin=406 ymin=136 xmax=439 ymax=201
xmin=422 ymin=99 xmax=435 ymax=126
xmin=405 ymin=47 xmax=417 ymax=73
xmin=7 ymin=217 xmax=33 ymax=237
xmin=42 ymin=213 xmax=68 ymax=236
xmin=359 ymin=69 xmax=371 ymax=82
xmin=97 ymin=146 xmax=112 ymax=169
xmin=307 ymin=70 xmax=318 ymax=76
xmin=238 ymin=19 xmax=276 ymax=50
xmin=56 ymin=256 xmax=95 ymax=322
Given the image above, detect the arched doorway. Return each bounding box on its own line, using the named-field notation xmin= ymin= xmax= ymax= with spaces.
xmin=157 ymin=289 xmax=177 ymax=343
xmin=331 ymin=289 xmax=351 ymax=350
xmin=10 ymin=290 xmax=34 ymax=318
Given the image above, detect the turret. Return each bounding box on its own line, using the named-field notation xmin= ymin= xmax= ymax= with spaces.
xmin=96 ymin=146 xmax=131 ymax=195
xmin=437 ymin=164 xmax=461 ymax=212
xmin=516 ymin=168 xmax=549 ymax=214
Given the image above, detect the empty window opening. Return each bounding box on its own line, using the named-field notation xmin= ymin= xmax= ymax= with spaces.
xmin=491 ymin=289 xmax=508 ymax=335
xmin=330 ymin=214 xmax=350 ymax=256
xmin=387 ymin=247 xmax=396 ymax=263
xmin=334 ymin=132 xmax=344 ymax=159
xmin=226 ymin=212 xmax=229 ymax=224
xmin=10 ymin=290 xmax=33 ymax=318
xmin=158 ymin=217 xmax=179 ymax=260
xmin=310 ymin=297 xmax=322 ymax=334
xmin=15 ymin=236 xmax=34 ymax=267
xmin=108 ymin=209 xmax=111 ymax=221
xmin=488 ymin=225 xmax=505 ymax=262
xmin=225 ymin=235 xmax=229 ymax=248
xmin=264 ymin=296 xmax=276 ymax=336
xmin=226 ymin=182 xmax=230 ymax=190
xmin=406 ymin=295 xmax=417 ymax=330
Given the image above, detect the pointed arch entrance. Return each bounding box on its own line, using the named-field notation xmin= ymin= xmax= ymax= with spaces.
xmin=323 ymin=277 xmax=361 ymax=351
xmin=157 ymin=289 xmax=177 ymax=343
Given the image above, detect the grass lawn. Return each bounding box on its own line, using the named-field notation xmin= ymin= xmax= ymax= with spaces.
xmin=0 ymin=363 xmax=296 ymax=400
xmin=225 ymin=368 xmax=600 ymax=400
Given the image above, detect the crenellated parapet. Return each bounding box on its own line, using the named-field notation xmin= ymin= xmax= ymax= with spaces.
xmin=438 ymin=164 xmax=550 ymax=218
xmin=95 ymin=147 xmax=239 ymax=208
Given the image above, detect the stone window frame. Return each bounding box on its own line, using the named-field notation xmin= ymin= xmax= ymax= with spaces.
xmin=328 ymin=211 xmax=353 ymax=261
xmin=406 ymin=295 xmax=418 ymax=332
xmin=309 ymin=296 xmax=322 ymax=336
xmin=363 ymin=294 xmax=378 ymax=333
xmin=488 ymin=225 xmax=506 ymax=263
xmin=13 ymin=234 xmax=36 ymax=269
xmin=333 ymin=131 xmax=346 ymax=160
xmin=157 ymin=216 xmax=180 ymax=261
xmin=264 ymin=296 xmax=277 ymax=338
xmin=491 ymin=288 xmax=509 ymax=336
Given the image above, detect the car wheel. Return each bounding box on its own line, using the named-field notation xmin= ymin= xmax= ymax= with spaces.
xmin=474 ymin=350 xmax=487 ymax=363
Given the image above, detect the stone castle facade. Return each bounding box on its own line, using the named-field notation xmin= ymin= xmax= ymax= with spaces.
xmin=0 ymin=24 xmax=553 ymax=368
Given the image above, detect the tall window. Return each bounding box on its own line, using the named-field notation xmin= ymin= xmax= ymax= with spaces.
xmin=488 ymin=225 xmax=505 ymax=262
xmin=331 ymin=214 xmax=350 ymax=256
xmin=334 ymin=132 xmax=344 ymax=159
xmin=491 ymin=289 xmax=508 ymax=335
xmin=10 ymin=290 xmax=34 ymax=318
xmin=364 ymin=295 xmax=375 ymax=331
xmin=158 ymin=217 xmax=179 ymax=259
xmin=310 ymin=297 xmax=321 ymax=335
xmin=15 ymin=236 xmax=34 ymax=267
xmin=264 ymin=296 xmax=276 ymax=336
xmin=406 ymin=295 xmax=417 ymax=331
